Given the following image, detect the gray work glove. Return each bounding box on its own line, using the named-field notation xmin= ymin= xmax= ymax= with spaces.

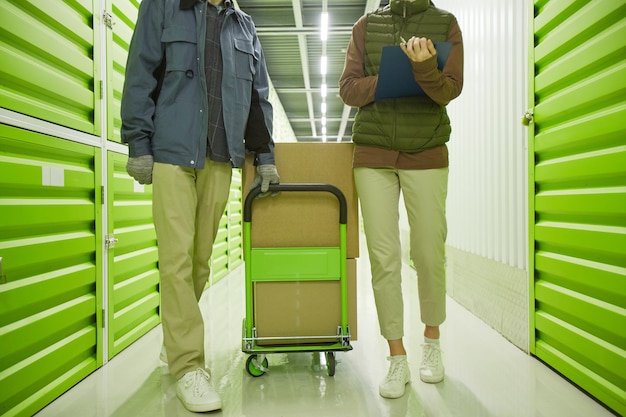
xmin=126 ymin=155 xmax=154 ymax=185
xmin=251 ymin=164 xmax=280 ymax=197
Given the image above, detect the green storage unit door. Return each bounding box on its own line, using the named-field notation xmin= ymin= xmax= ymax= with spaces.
xmin=229 ymin=169 xmax=244 ymax=269
xmin=106 ymin=0 xmax=140 ymax=143
xmin=0 ymin=124 xmax=103 ymax=417
xmin=106 ymin=151 xmax=159 ymax=359
xmin=530 ymin=1 xmax=626 ymax=415
xmin=0 ymin=0 xmax=101 ymax=135
xmin=211 ymin=216 xmax=230 ymax=284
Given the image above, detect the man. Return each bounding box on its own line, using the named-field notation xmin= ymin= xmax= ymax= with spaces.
xmin=339 ymin=0 xmax=463 ymax=399
xmin=120 ymin=0 xmax=279 ymax=412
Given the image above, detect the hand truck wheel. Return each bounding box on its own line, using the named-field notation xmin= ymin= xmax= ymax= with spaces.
xmin=246 ymin=355 xmax=269 ymax=377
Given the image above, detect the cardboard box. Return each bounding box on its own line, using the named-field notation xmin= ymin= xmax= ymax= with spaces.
xmin=242 ymin=142 xmax=359 ymax=259
xmin=253 ymin=258 xmax=357 ymax=345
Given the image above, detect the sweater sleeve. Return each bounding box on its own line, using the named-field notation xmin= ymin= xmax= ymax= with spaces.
xmin=410 ymin=18 xmax=464 ymax=105
xmin=338 ymin=16 xmax=378 ymax=108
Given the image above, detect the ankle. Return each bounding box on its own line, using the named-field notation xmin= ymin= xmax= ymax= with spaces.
xmin=424 ymin=325 xmax=440 ymax=339
xmin=387 ymin=338 xmax=406 ymax=356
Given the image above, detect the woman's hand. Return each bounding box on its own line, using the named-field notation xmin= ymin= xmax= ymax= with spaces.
xmin=400 ymin=37 xmax=437 ymax=62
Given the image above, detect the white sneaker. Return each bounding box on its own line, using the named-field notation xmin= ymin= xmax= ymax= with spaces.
xmin=176 ymin=368 xmax=222 ymax=412
xmin=420 ymin=343 xmax=444 ymax=383
xmin=379 ymin=355 xmax=411 ymax=398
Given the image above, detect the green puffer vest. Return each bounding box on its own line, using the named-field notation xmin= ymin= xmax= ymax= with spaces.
xmin=352 ymin=0 xmax=454 ymax=152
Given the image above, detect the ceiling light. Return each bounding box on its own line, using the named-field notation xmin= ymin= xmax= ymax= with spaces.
xmin=320 ymin=12 xmax=328 ymax=41
xmin=321 ymin=102 xmax=327 ymax=114
xmin=321 ymin=83 xmax=327 ymax=98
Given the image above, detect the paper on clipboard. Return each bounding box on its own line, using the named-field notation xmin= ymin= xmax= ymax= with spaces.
xmin=374 ymin=42 xmax=452 ymax=101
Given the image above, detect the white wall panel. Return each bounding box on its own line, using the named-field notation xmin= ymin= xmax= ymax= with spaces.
xmin=437 ymin=0 xmax=529 ymax=270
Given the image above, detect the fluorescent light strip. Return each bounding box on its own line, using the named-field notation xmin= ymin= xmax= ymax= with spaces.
xmin=320 ymin=12 xmax=328 ymax=41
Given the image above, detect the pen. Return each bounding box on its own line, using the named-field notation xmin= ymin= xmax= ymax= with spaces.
xmin=400 ymin=36 xmax=407 ymax=45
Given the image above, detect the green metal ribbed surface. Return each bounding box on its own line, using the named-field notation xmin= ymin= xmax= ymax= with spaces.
xmin=228 ymin=170 xmax=244 ymax=268
xmin=0 ymin=0 xmax=101 ymax=135
xmin=107 ymin=151 xmax=159 ymax=359
xmin=0 ymin=124 xmax=102 ymax=417
xmin=530 ymin=0 xmax=626 ymax=414
xmin=211 ymin=219 xmax=230 ymax=283
xmin=106 ymin=0 xmax=140 ymax=142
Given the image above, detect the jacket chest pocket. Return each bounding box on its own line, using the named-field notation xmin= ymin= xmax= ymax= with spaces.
xmin=162 ymin=26 xmax=197 ymax=72
xmin=233 ymin=37 xmax=256 ymax=81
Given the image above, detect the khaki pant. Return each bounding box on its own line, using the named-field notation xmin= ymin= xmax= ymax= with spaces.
xmin=152 ymin=159 xmax=232 ymax=380
xmin=354 ymin=167 xmax=448 ymax=341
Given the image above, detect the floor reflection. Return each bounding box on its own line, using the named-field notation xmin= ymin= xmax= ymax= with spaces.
xmin=35 ymin=260 xmax=615 ymax=417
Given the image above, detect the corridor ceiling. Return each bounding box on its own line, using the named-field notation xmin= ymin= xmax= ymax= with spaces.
xmin=236 ymin=0 xmax=387 ymax=143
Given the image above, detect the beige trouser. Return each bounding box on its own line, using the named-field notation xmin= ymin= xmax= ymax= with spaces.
xmin=152 ymin=159 xmax=232 ymax=380
xmin=354 ymin=167 xmax=448 ymax=341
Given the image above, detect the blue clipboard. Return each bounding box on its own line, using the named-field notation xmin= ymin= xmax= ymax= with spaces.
xmin=375 ymin=42 xmax=452 ymax=100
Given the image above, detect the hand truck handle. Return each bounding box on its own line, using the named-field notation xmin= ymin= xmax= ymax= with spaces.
xmin=244 ymin=183 xmax=348 ymax=224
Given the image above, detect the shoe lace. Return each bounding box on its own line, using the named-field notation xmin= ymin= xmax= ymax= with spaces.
xmin=385 ymin=358 xmax=407 ymax=383
xmin=421 ymin=344 xmax=441 ymax=368
xmin=186 ymin=368 xmax=213 ymax=397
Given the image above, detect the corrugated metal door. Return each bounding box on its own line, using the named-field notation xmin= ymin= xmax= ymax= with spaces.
xmin=229 ymin=169 xmax=244 ymax=269
xmin=211 ymin=213 xmax=230 ymax=284
xmin=106 ymin=151 xmax=159 ymax=359
xmin=106 ymin=0 xmax=140 ymax=143
xmin=529 ymin=1 xmax=626 ymax=415
xmin=0 ymin=0 xmax=101 ymax=135
xmin=0 ymin=124 xmax=103 ymax=417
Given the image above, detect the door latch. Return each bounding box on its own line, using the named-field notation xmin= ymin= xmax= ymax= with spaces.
xmin=105 ymin=235 xmax=118 ymax=249
xmin=103 ymin=11 xmax=115 ymax=29
xmin=522 ymin=109 xmax=534 ymax=126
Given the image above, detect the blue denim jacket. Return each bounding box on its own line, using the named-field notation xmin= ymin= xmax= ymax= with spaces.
xmin=121 ymin=0 xmax=275 ymax=169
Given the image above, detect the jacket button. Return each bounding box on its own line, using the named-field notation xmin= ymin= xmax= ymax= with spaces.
xmin=186 ymin=69 xmax=194 ymax=78
xmin=190 ymin=160 xmax=195 ymax=165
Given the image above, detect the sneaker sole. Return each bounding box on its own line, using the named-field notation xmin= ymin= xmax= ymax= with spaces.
xmin=419 ymin=373 xmax=444 ymax=384
xmin=176 ymin=391 xmax=222 ymax=412
xmin=379 ymin=380 xmax=411 ymax=399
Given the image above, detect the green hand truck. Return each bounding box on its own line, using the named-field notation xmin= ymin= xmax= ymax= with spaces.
xmin=242 ymin=183 xmax=352 ymax=377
